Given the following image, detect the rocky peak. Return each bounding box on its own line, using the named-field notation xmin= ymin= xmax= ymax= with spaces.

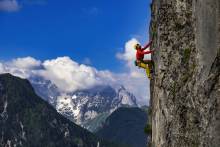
xmin=55 ymin=85 xmax=137 ymax=125
xmin=30 ymin=77 xmax=138 ymax=130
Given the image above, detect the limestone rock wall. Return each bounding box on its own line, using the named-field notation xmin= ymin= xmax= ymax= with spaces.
xmin=150 ymin=0 xmax=220 ymax=146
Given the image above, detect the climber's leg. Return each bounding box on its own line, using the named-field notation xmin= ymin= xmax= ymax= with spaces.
xmin=142 ymin=60 xmax=153 ymax=65
xmin=143 ymin=60 xmax=154 ymax=78
xmin=138 ymin=60 xmax=151 ymax=79
xmin=145 ymin=64 xmax=151 ymax=79
xmin=135 ymin=60 xmax=153 ymax=79
xmin=135 ymin=60 xmax=147 ymax=69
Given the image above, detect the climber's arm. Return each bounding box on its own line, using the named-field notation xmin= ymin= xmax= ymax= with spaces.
xmin=143 ymin=49 xmax=154 ymax=54
xmin=142 ymin=40 xmax=152 ymax=50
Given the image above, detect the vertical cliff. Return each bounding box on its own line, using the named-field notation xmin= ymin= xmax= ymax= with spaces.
xmin=150 ymin=0 xmax=220 ymax=147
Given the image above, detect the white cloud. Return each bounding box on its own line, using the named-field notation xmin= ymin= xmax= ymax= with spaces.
xmin=116 ymin=38 xmax=138 ymax=62
xmin=0 ymin=0 xmax=20 ymax=12
xmin=0 ymin=57 xmax=40 ymax=78
xmin=38 ymin=56 xmax=103 ymax=92
xmin=0 ymin=56 xmax=115 ymax=93
xmin=0 ymin=39 xmax=152 ymax=105
xmin=0 ymin=63 xmax=6 ymax=73
xmin=11 ymin=56 xmax=41 ymax=69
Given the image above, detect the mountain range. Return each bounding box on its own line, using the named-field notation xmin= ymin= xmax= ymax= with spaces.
xmin=0 ymin=73 xmax=122 ymax=147
xmin=0 ymin=73 xmax=149 ymax=147
xmin=30 ymin=76 xmax=138 ymax=132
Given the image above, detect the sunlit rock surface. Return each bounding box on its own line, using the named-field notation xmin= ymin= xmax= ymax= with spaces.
xmin=150 ymin=0 xmax=220 ymax=146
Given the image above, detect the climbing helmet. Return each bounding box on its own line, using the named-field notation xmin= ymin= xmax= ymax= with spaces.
xmin=134 ymin=44 xmax=141 ymax=50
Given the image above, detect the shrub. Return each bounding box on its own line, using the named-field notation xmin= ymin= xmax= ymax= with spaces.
xmin=144 ymin=124 xmax=152 ymax=134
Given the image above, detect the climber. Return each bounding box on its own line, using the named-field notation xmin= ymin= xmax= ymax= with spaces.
xmin=134 ymin=40 xmax=155 ymax=79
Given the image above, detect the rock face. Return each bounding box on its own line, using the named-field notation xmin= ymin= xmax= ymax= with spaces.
xmin=150 ymin=0 xmax=220 ymax=147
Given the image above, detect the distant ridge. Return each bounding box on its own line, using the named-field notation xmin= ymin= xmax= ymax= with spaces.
xmin=0 ymin=73 xmax=122 ymax=147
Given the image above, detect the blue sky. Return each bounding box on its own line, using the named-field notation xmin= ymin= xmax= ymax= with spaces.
xmin=0 ymin=0 xmax=152 ymax=72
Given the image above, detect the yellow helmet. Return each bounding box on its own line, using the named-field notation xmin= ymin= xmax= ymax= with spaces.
xmin=134 ymin=44 xmax=141 ymax=50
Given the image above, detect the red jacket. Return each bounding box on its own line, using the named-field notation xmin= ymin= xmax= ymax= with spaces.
xmin=136 ymin=40 xmax=153 ymax=61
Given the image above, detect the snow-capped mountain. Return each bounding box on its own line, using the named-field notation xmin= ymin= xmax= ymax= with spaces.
xmin=30 ymin=76 xmax=137 ymax=131
xmin=30 ymin=76 xmax=60 ymax=105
